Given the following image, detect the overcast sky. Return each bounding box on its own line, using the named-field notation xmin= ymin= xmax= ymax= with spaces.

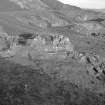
xmin=58 ymin=0 xmax=105 ymax=9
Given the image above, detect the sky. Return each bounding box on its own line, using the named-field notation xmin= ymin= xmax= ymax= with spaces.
xmin=58 ymin=0 xmax=105 ymax=9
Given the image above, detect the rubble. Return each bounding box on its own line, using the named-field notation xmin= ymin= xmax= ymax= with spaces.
xmin=78 ymin=51 xmax=105 ymax=79
xmin=74 ymin=51 xmax=105 ymax=78
xmin=29 ymin=33 xmax=74 ymax=60
xmin=90 ymin=31 xmax=105 ymax=41
xmin=87 ymin=59 xmax=105 ymax=79
xmin=71 ymin=22 xmax=105 ymax=41
xmin=73 ymin=51 xmax=101 ymax=65
xmin=0 ymin=32 xmax=74 ymax=60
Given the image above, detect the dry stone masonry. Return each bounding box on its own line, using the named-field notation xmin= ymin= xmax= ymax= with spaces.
xmin=0 ymin=32 xmax=74 ymax=60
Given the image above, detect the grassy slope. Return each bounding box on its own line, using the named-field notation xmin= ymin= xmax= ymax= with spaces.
xmin=0 ymin=58 xmax=104 ymax=105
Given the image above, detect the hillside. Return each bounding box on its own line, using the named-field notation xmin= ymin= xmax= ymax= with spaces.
xmin=0 ymin=0 xmax=105 ymax=105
